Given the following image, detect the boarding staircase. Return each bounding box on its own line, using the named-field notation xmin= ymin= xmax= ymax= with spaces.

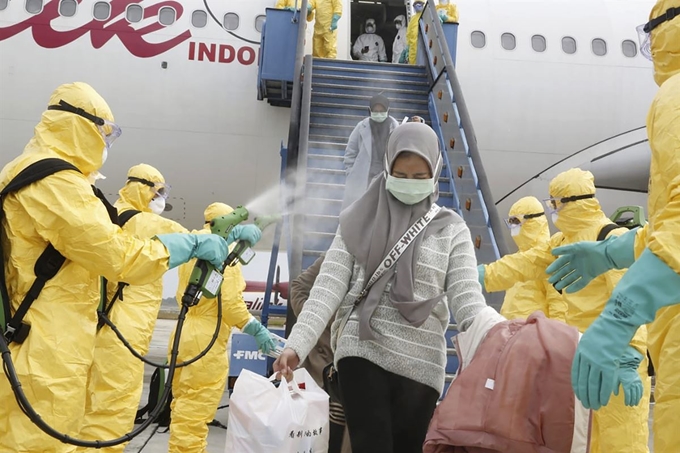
xmin=252 ymin=0 xmax=509 ymax=396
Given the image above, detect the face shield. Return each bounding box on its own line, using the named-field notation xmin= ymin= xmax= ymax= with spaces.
xmin=413 ymin=1 xmax=425 ymax=13
xmin=637 ymin=7 xmax=680 ymax=61
xmin=127 ymin=176 xmax=172 ymax=200
xmin=365 ymin=19 xmax=376 ymax=34
xmin=47 ymin=99 xmax=122 ymax=150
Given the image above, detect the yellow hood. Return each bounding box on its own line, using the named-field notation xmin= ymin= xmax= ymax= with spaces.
xmin=508 ymin=196 xmax=549 ymax=251
xmin=203 ymin=202 xmax=234 ymax=231
xmin=549 ymin=168 xmax=607 ymax=237
xmin=649 ymin=0 xmax=680 ymax=86
xmin=116 ymin=164 xmax=165 ymax=213
xmin=28 ymin=82 xmax=113 ymax=176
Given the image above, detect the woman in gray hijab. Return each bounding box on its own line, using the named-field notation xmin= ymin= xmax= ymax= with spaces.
xmin=341 ymin=94 xmax=399 ymax=210
xmin=275 ymin=123 xmax=488 ymax=453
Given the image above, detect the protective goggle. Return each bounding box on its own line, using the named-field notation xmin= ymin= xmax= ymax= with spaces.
xmin=636 ymin=7 xmax=680 ymax=61
xmin=127 ymin=176 xmax=171 ymax=199
xmin=47 ymin=100 xmax=122 ymax=149
xmin=504 ymin=212 xmax=544 ymax=229
xmin=543 ymin=194 xmax=594 ymax=212
xmin=394 ymin=19 xmax=403 ymax=27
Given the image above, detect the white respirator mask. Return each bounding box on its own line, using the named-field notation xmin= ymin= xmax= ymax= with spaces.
xmin=149 ymin=197 xmax=166 ymax=215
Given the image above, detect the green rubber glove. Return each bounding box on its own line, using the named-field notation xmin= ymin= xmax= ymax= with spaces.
xmin=155 ymin=233 xmax=229 ymax=269
xmin=242 ymin=317 xmax=276 ymax=354
xmin=399 ymin=47 xmax=409 ymax=64
xmin=307 ymin=3 xmax=312 ymax=13
xmin=614 ymin=346 xmax=644 ymax=407
xmin=285 ymin=6 xmax=295 ymax=11
xmin=572 ymin=248 xmax=680 ymax=410
xmin=477 ymin=264 xmax=486 ymax=291
xmin=330 ymin=13 xmax=340 ymax=31
xmin=227 ymin=224 xmax=263 ymax=246
xmin=547 ymin=228 xmax=638 ymax=293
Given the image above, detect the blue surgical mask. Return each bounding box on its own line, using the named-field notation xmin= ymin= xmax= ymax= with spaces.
xmin=414 ymin=3 xmax=424 ymax=13
xmin=385 ymin=175 xmax=435 ymax=205
xmin=371 ymin=111 xmax=388 ymax=123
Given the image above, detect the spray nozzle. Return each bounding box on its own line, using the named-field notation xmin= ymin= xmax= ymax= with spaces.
xmin=254 ymin=214 xmax=282 ymax=232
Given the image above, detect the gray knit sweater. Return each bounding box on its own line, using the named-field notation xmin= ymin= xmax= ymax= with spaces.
xmin=286 ymin=219 xmax=487 ymax=393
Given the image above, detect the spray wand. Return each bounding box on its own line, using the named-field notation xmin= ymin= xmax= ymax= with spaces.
xmin=225 ymin=214 xmax=282 ymax=267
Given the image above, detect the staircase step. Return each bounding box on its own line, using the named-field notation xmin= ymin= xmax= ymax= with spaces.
xmin=305 ymin=197 xmax=343 ymax=217
xmin=311 ymin=102 xmax=430 ymax=118
xmin=304 ymin=214 xmax=340 ymax=234
xmin=307 ymin=168 xmax=346 ymax=185
xmin=308 ymin=145 xmax=346 ymax=157
xmin=306 ymin=182 xmax=345 ymax=200
xmin=309 ymin=134 xmax=348 ymax=144
xmin=312 ymin=65 xmax=428 ymax=83
xmin=308 ymin=154 xmax=345 ymax=170
xmin=303 ymin=231 xmax=335 ymax=252
xmin=312 ymin=59 xmax=428 ymax=74
xmin=312 ymin=83 xmax=428 ymax=101
xmin=312 ymin=74 xmax=429 ymax=91
xmin=311 ymin=93 xmax=428 ymax=109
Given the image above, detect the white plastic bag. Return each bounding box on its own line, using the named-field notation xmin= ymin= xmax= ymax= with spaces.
xmin=225 ymin=368 xmax=330 ymax=453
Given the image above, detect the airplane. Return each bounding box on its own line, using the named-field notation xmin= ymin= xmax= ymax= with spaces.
xmin=0 ymin=0 xmax=658 ymax=279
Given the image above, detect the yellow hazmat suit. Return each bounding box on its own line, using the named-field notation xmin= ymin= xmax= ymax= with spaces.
xmin=75 ymin=164 xmax=187 ymax=452
xmin=275 ymin=0 xmax=301 ymax=9
xmin=483 ymin=169 xmax=650 ymax=453
xmin=0 ymin=83 xmax=171 ymax=453
xmin=635 ymin=3 xmax=680 ymax=450
xmin=309 ymin=0 xmax=342 ymax=59
xmin=496 ymin=197 xmax=567 ymax=321
xmin=436 ymin=0 xmax=459 ymax=23
xmin=406 ymin=8 xmax=423 ymax=64
xmin=167 ymin=202 xmax=253 ymax=453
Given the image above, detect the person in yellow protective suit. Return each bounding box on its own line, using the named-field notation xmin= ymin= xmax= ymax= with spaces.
xmin=275 ymin=0 xmax=307 ymax=10
xmin=545 ymin=3 xmax=680 ymax=451
xmin=493 ymin=196 xmax=567 ymax=321
xmin=436 ymin=0 xmax=459 ymax=23
xmin=309 ymin=0 xmax=342 ymax=59
xmin=405 ymin=0 xmax=425 ymax=64
xmin=478 ymin=169 xmax=651 ymax=453
xmin=167 ymin=202 xmax=276 ymax=453
xmin=0 ymin=83 xmax=231 ymax=453
xmin=75 ymin=164 xmax=187 ymax=453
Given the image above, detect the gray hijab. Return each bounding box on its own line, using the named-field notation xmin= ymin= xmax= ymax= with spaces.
xmin=339 ymin=122 xmax=459 ymax=340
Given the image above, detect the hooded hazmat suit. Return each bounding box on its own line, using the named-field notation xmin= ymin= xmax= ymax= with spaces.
xmin=0 ymin=83 xmax=175 ymax=453
xmin=630 ymin=3 xmax=680 ymax=450
xmin=309 ymin=0 xmax=342 ymax=59
xmin=406 ymin=1 xmax=424 ymax=64
xmin=75 ymin=164 xmax=188 ymax=452
xmin=392 ymin=15 xmax=407 ymax=63
xmin=166 ymin=203 xmax=255 ymax=453
xmin=496 ymin=197 xmax=567 ymax=321
xmin=481 ymin=169 xmax=651 ymax=453
xmin=352 ymin=19 xmax=387 ymax=62
xmin=436 ymin=0 xmax=459 ymax=23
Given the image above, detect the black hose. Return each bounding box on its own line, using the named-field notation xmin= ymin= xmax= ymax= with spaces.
xmin=99 ymin=292 xmax=223 ymax=369
xmin=0 ymin=300 xmax=193 ymax=448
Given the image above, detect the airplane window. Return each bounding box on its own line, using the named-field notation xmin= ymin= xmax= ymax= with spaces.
xmin=255 ymin=14 xmax=265 ymax=33
xmin=59 ymin=0 xmax=77 ymax=17
xmin=562 ymin=37 xmax=577 ymax=54
xmin=592 ymin=38 xmax=607 ymax=56
xmin=532 ymin=35 xmax=546 ymax=52
xmin=126 ymin=4 xmax=143 ymax=23
xmin=471 ymin=31 xmax=485 ymax=49
xmin=159 ymin=6 xmax=175 ymax=25
xmin=93 ymin=1 xmax=110 ymax=21
xmin=501 ymin=33 xmax=516 ymax=50
xmin=0 ymin=0 xmax=7 ymax=11
xmin=622 ymin=40 xmax=637 ymax=58
xmin=192 ymin=10 xmax=208 ymax=28
xmin=25 ymin=0 xmax=43 ymax=14
xmin=223 ymin=12 xmax=239 ymax=31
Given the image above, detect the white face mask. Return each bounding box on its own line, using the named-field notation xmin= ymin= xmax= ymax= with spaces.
xmin=385 ymin=175 xmax=435 ymax=205
xmin=551 ymin=212 xmax=559 ymax=225
xmin=371 ymin=111 xmax=388 ymax=123
xmin=149 ymin=197 xmax=166 ymax=215
xmin=366 ymin=25 xmax=376 ymax=33
xmin=395 ymin=21 xmax=403 ymax=30
xmin=510 ymin=225 xmax=521 ymax=237
xmin=101 ymin=147 xmax=108 ymax=165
